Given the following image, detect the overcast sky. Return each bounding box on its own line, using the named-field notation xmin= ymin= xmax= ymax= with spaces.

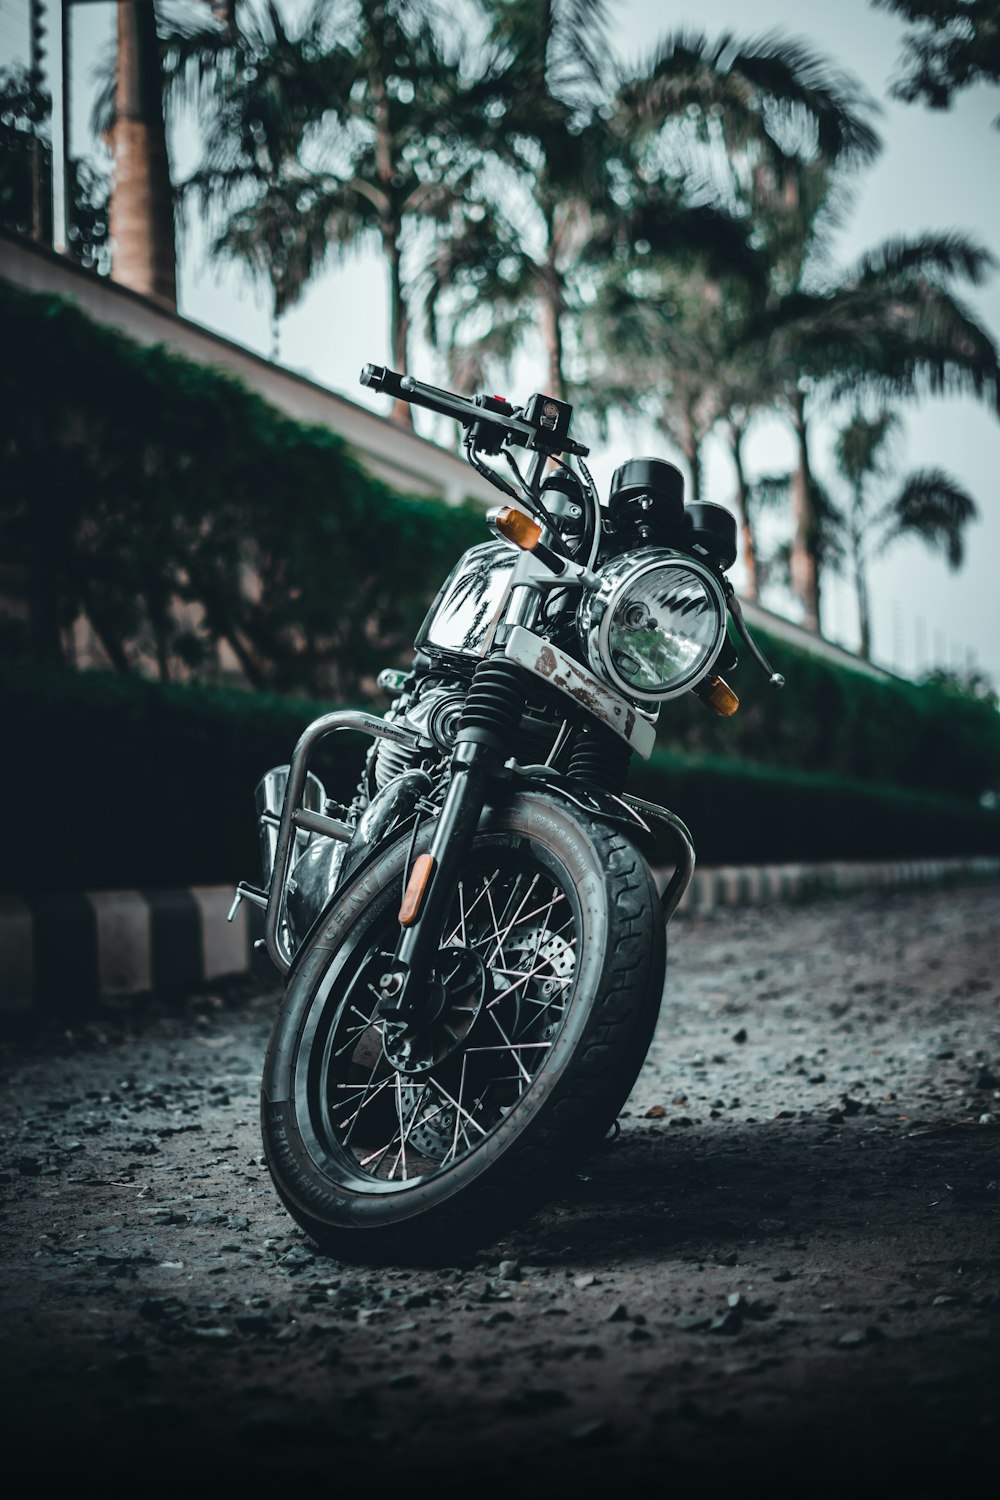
xmin=5 ymin=0 xmax=999 ymax=684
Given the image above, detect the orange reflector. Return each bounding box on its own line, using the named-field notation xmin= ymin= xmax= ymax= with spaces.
xmin=698 ymin=674 xmax=740 ymax=717
xmin=493 ymin=506 xmax=542 ymax=551
xmin=399 ymin=854 xmax=435 ymax=926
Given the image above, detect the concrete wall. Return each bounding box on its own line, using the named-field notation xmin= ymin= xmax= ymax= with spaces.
xmin=0 ymin=231 xmax=497 ymax=506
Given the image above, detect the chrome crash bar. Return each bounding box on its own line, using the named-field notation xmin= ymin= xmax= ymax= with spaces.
xmin=622 ymin=794 xmax=696 ymax=922
xmin=230 ymin=710 xmax=420 ymax=975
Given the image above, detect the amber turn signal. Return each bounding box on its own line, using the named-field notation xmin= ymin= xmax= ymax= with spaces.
xmin=492 ymin=506 xmax=543 ymax=551
xmin=399 ymin=854 xmax=435 ymax=926
xmin=695 ymin=674 xmax=740 ymax=717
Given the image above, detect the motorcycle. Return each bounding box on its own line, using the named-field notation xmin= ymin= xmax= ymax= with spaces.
xmin=230 ymin=364 xmax=783 ymax=1259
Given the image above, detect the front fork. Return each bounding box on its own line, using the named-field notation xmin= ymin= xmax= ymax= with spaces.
xmin=376 ymin=659 xmax=525 ymax=1023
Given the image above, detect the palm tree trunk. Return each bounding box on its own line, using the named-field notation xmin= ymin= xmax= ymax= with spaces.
xmin=110 ymin=1 xmax=176 ymax=309
xmin=789 ymin=388 xmax=821 ymax=632
xmin=385 ymin=219 xmax=413 ymax=428
xmin=269 ymin=300 xmax=280 ymax=364
xmin=372 ymin=55 xmax=412 ymax=429
xmin=681 ymin=405 xmax=701 ymax=502
xmin=145 ymin=589 xmax=172 ymax=681
xmin=727 ymin=420 xmax=758 ymax=600
xmin=852 ymin=525 xmax=871 ymax=660
xmin=540 ymin=258 xmax=566 ymax=399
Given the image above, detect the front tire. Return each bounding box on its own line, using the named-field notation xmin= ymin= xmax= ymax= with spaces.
xmin=261 ymin=790 xmax=665 ymax=1259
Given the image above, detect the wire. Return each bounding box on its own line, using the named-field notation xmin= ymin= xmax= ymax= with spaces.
xmin=544 ymin=719 xmax=572 ymax=768
xmin=464 ymin=435 xmax=518 ymax=501
xmin=554 ymin=454 xmax=602 ymax=571
xmin=501 ymin=450 xmax=566 ymax=544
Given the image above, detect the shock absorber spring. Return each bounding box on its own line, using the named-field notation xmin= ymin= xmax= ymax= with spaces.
xmin=567 ymin=725 xmax=633 ymax=793
xmin=457 ymin=661 xmax=526 ymax=751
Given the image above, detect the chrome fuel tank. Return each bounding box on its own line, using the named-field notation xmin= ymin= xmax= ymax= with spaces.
xmin=415 ymin=541 xmax=515 ymax=663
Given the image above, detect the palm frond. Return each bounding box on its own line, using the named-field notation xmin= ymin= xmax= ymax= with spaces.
xmin=880 ymin=467 xmax=978 ymax=567
xmin=834 ymin=408 xmax=900 ymax=491
xmin=483 ymin=0 xmax=613 ymax=101
xmin=617 ymin=28 xmax=880 ymax=170
xmin=849 ymin=231 xmax=997 ymax=289
xmin=720 ymin=31 xmax=881 ymax=165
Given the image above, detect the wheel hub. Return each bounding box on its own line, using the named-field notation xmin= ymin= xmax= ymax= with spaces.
xmin=382 ymin=946 xmax=487 ymax=1076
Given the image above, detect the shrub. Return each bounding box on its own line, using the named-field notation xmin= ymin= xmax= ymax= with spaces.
xmin=3 ymin=665 xmax=996 ymax=893
xmin=0 ymin=282 xmax=484 ymax=698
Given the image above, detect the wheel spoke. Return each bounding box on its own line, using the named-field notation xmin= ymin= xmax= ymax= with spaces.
xmin=445 ymin=1051 xmax=470 ymax=1164
xmin=462 ymin=1041 xmax=552 ymax=1055
xmin=319 ymin=846 xmax=581 ymax=1185
xmin=424 ymin=1074 xmax=489 ymax=1139
xmin=332 ymin=1006 xmax=382 ymax=1059
xmin=482 ymin=882 xmax=558 ymax=964
xmin=442 ymin=868 xmax=503 ymax=947
xmin=484 ymin=882 xmax=511 ymax=968
xmin=388 ymin=1074 xmax=430 ymax=1181
xmin=488 ymin=1011 xmax=533 ymax=1086
xmin=335 ymin=1073 xmax=392 ymax=1141
xmin=487 ymin=954 xmax=574 ymax=1013
xmin=485 ymin=870 xmax=536 ymax=961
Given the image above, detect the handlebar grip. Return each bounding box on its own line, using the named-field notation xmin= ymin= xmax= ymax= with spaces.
xmin=360 ymin=363 xmax=410 ymax=401
xmin=359 ymin=363 xmax=386 ymax=390
xmin=359 ymin=365 xmax=484 ymax=427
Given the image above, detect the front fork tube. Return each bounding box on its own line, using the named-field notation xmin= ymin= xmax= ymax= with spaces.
xmin=377 ymin=739 xmax=497 ymax=1023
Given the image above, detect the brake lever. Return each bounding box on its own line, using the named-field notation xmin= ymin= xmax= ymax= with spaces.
xmin=724 ymin=584 xmax=785 ymax=689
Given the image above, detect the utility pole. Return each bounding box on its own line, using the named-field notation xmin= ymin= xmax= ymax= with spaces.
xmin=51 ymin=0 xmax=69 ymax=253
xmin=28 ymin=0 xmax=48 ymax=243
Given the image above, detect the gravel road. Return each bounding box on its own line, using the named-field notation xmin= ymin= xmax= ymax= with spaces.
xmin=2 ymin=882 xmax=998 ymax=1497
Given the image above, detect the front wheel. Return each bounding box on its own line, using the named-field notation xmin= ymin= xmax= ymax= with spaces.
xmin=261 ymin=790 xmax=666 ymax=1259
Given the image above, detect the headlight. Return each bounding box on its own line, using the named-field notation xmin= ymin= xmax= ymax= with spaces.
xmin=577 ymin=549 xmax=727 ymax=702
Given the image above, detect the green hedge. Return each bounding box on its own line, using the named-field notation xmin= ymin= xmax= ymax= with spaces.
xmin=2 ymin=280 xmax=998 ymax=804
xmin=0 ymin=665 xmax=358 ymax=891
xmin=3 ymin=665 xmax=996 ymax=893
xmin=647 ymin=627 xmax=1000 ymax=802
xmin=0 ymin=281 xmax=484 ymax=699
xmin=630 ymin=749 xmax=999 ymax=865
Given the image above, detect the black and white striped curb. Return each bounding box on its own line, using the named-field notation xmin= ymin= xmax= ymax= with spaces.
xmin=0 ymin=887 xmax=260 ymax=1015
xmin=661 ymin=854 xmax=1000 ymax=911
xmin=2 ymin=856 xmax=997 ymax=1013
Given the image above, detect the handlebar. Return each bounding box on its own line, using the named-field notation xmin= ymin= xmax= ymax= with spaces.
xmin=360 ymin=363 xmax=590 ymax=458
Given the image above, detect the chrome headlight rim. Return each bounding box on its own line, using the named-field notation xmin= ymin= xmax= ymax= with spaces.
xmin=579 ymin=548 xmax=728 ymax=704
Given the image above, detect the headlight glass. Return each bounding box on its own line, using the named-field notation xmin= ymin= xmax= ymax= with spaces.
xmin=578 ymin=550 xmax=727 ymax=702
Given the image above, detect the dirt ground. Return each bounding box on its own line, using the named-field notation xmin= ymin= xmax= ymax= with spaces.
xmin=1 ymin=881 xmax=998 ymax=1498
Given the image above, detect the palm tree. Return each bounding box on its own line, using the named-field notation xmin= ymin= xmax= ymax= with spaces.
xmin=577 ymin=35 xmax=878 ymax=581
xmin=832 ymin=405 xmax=977 ymax=659
xmin=164 ymin=3 xmax=349 ymax=360
xmin=429 ymin=15 xmax=851 ymax=406
xmin=1 ymin=63 xmax=112 ymax=273
xmin=167 ymin=1 xmax=486 ymax=423
xmin=652 ymin=150 xmax=999 ymax=627
xmin=423 ymin=0 xmax=624 ymax=400
xmin=765 ymin=228 xmax=1000 ymax=631
xmin=579 ymin=262 xmax=757 ymax=499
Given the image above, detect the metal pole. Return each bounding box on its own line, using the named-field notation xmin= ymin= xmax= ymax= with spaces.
xmin=50 ymin=0 xmax=69 ymax=253
xmin=29 ymin=0 xmax=47 ymax=243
